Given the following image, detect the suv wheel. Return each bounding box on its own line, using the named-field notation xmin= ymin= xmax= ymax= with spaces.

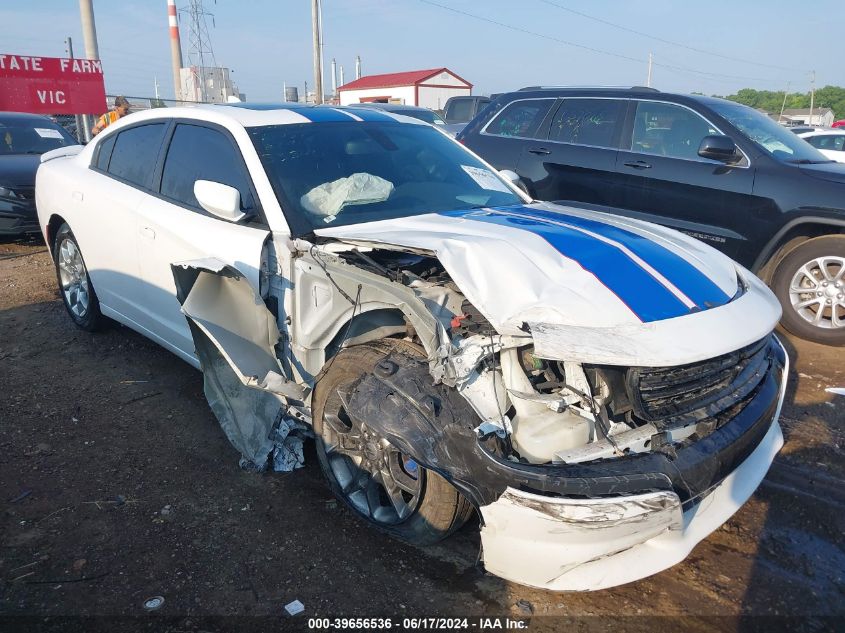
xmin=772 ymin=235 xmax=845 ymax=345
xmin=312 ymin=340 xmax=473 ymax=545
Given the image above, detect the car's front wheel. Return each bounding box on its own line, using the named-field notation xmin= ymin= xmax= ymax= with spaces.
xmin=53 ymin=223 xmax=103 ymax=331
xmin=312 ymin=341 xmax=473 ymax=545
xmin=772 ymin=235 xmax=845 ymax=346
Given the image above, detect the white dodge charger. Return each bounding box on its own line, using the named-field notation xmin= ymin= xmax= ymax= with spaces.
xmin=36 ymin=104 xmax=787 ymax=591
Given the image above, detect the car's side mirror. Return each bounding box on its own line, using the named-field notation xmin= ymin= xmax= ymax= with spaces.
xmin=698 ymin=135 xmax=740 ymax=164
xmin=499 ymin=169 xmax=521 ymax=186
xmin=193 ymin=180 xmax=246 ymax=222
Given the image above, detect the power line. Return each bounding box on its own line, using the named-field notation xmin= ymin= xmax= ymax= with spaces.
xmin=539 ymin=0 xmax=807 ymax=73
xmin=417 ymin=0 xmax=801 ymax=86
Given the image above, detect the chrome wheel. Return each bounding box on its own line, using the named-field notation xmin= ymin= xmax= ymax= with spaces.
xmin=788 ymin=256 xmax=845 ymax=330
xmin=57 ymin=237 xmax=91 ymax=319
xmin=321 ymin=386 xmax=422 ymax=525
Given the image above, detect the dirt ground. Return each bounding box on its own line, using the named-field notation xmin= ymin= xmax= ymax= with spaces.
xmin=1 ymin=237 xmax=843 ymax=632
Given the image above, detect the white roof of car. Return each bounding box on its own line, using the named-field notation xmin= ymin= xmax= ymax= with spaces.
xmin=798 ymin=129 xmax=845 ymax=138
xmin=119 ymin=103 xmax=424 ymax=128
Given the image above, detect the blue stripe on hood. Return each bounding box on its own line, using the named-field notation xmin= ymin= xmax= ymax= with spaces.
xmin=441 ymin=206 xmax=731 ymax=323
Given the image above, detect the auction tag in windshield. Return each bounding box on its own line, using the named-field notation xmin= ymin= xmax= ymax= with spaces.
xmin=461 ymin=165 xmax=511 ymax=193
xmin=35 ymin=128 xmax=64 ymax=139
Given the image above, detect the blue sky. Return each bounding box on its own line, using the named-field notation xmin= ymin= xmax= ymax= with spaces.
xmin=2 ymin=0 xmax=839 ymax=102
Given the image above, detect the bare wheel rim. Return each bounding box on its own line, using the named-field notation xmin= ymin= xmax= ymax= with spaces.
xmin=57 ymin=237 xmax=90 ymax=318
xmin=788 ymin=255 xmax=845 ymax=330
xmin=321 ymin=384 xmax=423 ymax=525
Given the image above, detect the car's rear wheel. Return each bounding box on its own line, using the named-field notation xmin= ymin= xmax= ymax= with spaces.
xmin=53 ymin=223 xmax=103 ymax=331
xmin=312 ymin=340 xmax=473 ymax=545
xmin=772 ymin=235 xmax=845 ymax=346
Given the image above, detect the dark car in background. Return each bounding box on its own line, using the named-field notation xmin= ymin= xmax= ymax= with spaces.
xmin=458 ymin=87 xmax=845 ymax=345
xmin=1 ymin=112 xmax=78 ymax=236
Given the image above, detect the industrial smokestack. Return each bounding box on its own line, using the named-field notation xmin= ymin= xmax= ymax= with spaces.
xmin=331 ymin=58 xmax=337 ymax=95
xmin=167 ymin=0 xmax=184 ymax=101
xmin=355 ymin=55 xmax=361 ymax=80
xmin=339 ymin=65 xmax=345 ymax=88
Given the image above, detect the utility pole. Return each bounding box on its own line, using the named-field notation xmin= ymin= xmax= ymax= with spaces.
xmin=65 ymin=37 xmax=86 ymax=143
xmin=78 ymin=0 xmax=100 ymax=142
xmin=809 ymin=70 xmax=816 ymax=126
xmin=646 ymin=52 xmax=653 ymax=88
xmin=779 ymin=82 xmax=791 ymax=123
xmin=311 ymin=0 xmax=323 ymax=104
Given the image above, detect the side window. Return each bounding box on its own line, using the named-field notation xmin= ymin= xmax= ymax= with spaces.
xmin=484 ymin=99 xmax=555 ymax=138
xmin=107 ymin=123 xmax=167 ymax=187
xmin=807 ymin=135 xmax=845 ymax=151
xmin=631 ymin=102 xmax=719 ymax=160
xmin=548 ymin=99 xmax=624 ymax=148
xmin=159 ymin=124 xmax=255 ymax=212
xmin=94 ymin=134 xmax=116 ymax=171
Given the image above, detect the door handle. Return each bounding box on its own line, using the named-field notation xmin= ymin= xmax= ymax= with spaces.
xmin=527 ymin=147 xmax=552 ymax=155
xmin=140 ymin=226 xmax=156 ymax=240
xmin=623 ymin=160 xmax=652 ymax=169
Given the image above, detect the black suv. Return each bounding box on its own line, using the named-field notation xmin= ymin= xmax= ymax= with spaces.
xmin=458 ymin=87 xmax=845 ymax=345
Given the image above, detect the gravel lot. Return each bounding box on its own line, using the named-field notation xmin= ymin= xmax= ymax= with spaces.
xmin=1 ymin=237 xmax=843 ymax=631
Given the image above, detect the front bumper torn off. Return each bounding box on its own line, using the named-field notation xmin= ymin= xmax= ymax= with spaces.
xmin=479 ymin=341 xmax=789 ymax=591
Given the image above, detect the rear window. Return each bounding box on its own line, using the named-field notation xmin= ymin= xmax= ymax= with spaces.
xmin=107 ymin=123 xmax=167 ymax=187
xmin=484 ymin=99 xmax=555 ymax=139
xmin=446 ymin=99 xmax=473 ymax=122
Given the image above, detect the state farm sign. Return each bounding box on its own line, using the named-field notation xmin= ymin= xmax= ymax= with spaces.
xmin=0 ymin=53 xmax=107 ymax=115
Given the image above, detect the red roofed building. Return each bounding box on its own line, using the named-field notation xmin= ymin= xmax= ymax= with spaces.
xmin=338 ymin=67 xmax=472 ymax=110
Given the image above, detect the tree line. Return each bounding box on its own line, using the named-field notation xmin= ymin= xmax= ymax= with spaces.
xmin=713 ymin=86 xmax=845 ymax=120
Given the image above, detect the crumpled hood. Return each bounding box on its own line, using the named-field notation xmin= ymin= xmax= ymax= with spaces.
xmin=317 ymin=202 xmax=742 ymax=334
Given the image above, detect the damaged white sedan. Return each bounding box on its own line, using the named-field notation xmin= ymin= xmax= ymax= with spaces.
xmin=36 ymin=104 xmax=787 ymax=591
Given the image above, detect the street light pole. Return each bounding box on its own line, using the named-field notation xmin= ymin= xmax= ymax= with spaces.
xmin=311 ymin=0 xmax=323 ymax=104
xmin=78 ymin=0 xmax=101 ymax=142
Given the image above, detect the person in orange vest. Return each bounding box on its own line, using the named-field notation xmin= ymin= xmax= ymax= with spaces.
xmin=91 ymin=96 xmax=131 ymax=137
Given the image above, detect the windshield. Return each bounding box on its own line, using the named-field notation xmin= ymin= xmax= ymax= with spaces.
xmin=0 ymin=117 xmax=77 ymax=155
xmin=708 ymin=101 xmax=831 ymax=163
xmin=250 ymin=121 xmax=522 ymax=235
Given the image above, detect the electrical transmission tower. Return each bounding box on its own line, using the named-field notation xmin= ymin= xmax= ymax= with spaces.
xmin=181 ymin=0 xmax=218 ymax=102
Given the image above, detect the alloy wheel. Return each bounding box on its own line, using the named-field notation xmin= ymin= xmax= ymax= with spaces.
xmin=321 ymin=385 xmax=423 ymax=525
xmin=788 ymin=255 xmax=845 ymax=330
xmin=57 ymin=237 xmax=91 ymax=319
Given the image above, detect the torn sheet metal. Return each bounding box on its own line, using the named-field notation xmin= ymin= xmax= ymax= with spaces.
xmin=271 ymin=417 xmax=312 ymax=472
xmin=172 ymin=259 xmax=305 ymax=466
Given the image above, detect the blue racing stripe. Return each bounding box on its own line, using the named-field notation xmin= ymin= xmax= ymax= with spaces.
xmin=343 ymin=107 xmax=397 ymax=122
xmin=295 ymin=107 xmax=358 ymax=122
xmin=441 ymin=208 xmax=693 ymax=322
xmin=511 ymin=206 xmax=731 ymax=310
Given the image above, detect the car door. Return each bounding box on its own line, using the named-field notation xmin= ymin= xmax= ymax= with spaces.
xmin=464 ymin=97 xmax=557 ymax=175
xmin=516 ymin=97 xmax=626 ymax=206
xmin=134 ymin=121 xmax=270 ymax=360
xmin=79 ymin=122 xmax=168 ymax=324
xmin=614 ymin=100 xmax=757 ymax=259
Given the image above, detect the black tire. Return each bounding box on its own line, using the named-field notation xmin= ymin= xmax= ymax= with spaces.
xmin=771 ymin=235 xmax=845 ymax=346
xmin=53 ymin=223 xmax=103 ymax=332
xmin=312 ymin=340 xmax=473 ymax=545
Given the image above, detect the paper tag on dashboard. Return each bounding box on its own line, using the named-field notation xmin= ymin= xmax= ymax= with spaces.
xmin=461 ymin=165 xmax=511 ymax=193
xmin=35 ymin=128 xmax=64 ymax=139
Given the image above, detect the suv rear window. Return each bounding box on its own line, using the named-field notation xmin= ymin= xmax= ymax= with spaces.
xmin=548 ymin=99 xmax=624 ymax=148
xmin=484 ymin=99 xmax=555 ymax=138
